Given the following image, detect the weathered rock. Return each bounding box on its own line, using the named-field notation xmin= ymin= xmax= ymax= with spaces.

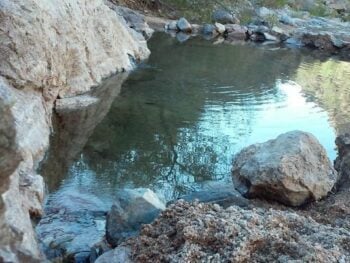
xmin=225 ymin=24 xmax=248 ymax=41
xmin=0 ymin=0 xmax=150 ymax=261
xmin=232 ymin=131 xmax=338 ymax=206
xmin=106 ymin=188 xmax=165 ymax=247
xmin=177 ymin=17 xmax=192 ymax=33
xmin=176 ymin=32 xmax=191 ymax=43
xmin=215 ymin=22 xmax=226 ymax=34
xmin=123 ymin=200 xmax=350 ymax=262
xmin=212 ymin=9 xmax=239 ymax=24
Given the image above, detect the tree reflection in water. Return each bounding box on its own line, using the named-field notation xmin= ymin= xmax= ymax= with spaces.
xmin=41 ymin=33 xmax=346 ymax=202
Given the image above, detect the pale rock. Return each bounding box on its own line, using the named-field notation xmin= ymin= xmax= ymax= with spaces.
xmin=232 ymin=131 xmax=338 ymax=206
xmin=215 ymin=22 xmax=226 ymax=34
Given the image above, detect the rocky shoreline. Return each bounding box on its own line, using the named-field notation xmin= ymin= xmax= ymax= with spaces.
xmin=145 ymin=6 xmax=350 ymax=56
xmin=1 ymin=0 xmax=350 ymax=262
xmin=96 ymin=132 xmax=350 ymax=262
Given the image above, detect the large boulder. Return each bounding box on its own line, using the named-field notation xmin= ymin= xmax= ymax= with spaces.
xmin=232 ymin=131 xmax=338 ymax=206
xmin=106 ymin=188 xmax=165 ymax=247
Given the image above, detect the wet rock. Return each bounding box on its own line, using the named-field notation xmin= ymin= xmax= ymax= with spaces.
xmin=335 ymin=134 xmax=350 ymax=186
xmin=225 ymin=24 xmax=248 ymax=41
xmin=177 ymin=17 xmax=192 ymax=33
xmin=36 ymin=191 xmax=109 ymax=262
xmin=123 ymin=200 xmax=350 ymax=262
xmin=215 ymin=22 xmax=226 ymax=34
xmin=166 ymin=20 xmax=178 ymax=31
xmin=212 ymin=9 xmax=239 ymax=24
xmin=232 ymin=131 xmax=338 ymax=206
xmin=202 ymin=24 xmax=217 ymax=36
xmin=95 ymin=246 xmax=132 ymax=263
xmin=106 ymin=188 xmax=165 ymax=247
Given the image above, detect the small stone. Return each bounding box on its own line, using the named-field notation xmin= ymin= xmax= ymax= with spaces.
xmin=177 ymin=17 xmax=192 ymax=33
xmin=215 ymin=22 xmax=226 ymax=34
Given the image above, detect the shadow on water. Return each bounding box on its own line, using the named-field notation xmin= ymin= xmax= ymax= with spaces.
xmin=37 ymin=33 xmax=350 ymax=261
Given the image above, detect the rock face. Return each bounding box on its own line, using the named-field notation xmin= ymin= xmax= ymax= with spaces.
xmin=117 ymin=200 xmax=350 ymax=262
xmin=106 ymin=188 xmax=165 ymax=247
xmin=232 ymin=131 xmax=338 ymax=206
xmin=0 ymin=0 xmax=150 ymax=261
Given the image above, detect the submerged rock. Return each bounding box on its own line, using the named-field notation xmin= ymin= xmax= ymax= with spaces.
xmin=116 ymin=200 xmax=350 ymax=262
xmin=106 ymin=188 xmax=165 ymax=247
xmin=232 ymin=131 xmax=338 ymax=206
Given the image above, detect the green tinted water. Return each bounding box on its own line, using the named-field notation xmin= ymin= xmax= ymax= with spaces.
xmin=43 ymin=33 xmax=350 ymax=203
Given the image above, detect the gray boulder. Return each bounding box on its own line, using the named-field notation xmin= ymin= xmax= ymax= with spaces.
xmin=177 ymin=17 xmax=192 ymax=33
xmin=106 ymin=188 xmax=165 ymax=247
xmin=212 ymin=9 xmax=239 ymax=24
xmin=225 ymin=24 xmax=247 ymax=40
xmin=232 ymin=131 xmax=338 ymax=206
xmin=202 ymin=24 xmax=217 ymax=36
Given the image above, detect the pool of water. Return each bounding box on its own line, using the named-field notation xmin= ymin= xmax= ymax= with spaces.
xmin=37 ymin=33 xmax=350 ymax=259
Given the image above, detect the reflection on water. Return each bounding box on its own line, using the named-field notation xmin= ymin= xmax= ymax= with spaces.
xmin=42 ymin=33 xmax=350 ymax=204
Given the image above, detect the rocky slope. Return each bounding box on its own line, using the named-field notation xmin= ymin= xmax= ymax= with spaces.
xmin=0 ymin=0 xmax=150 ymax=261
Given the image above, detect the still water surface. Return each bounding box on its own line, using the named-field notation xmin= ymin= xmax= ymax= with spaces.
xmin=42 ymin=33 xmax=350 ymax=206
